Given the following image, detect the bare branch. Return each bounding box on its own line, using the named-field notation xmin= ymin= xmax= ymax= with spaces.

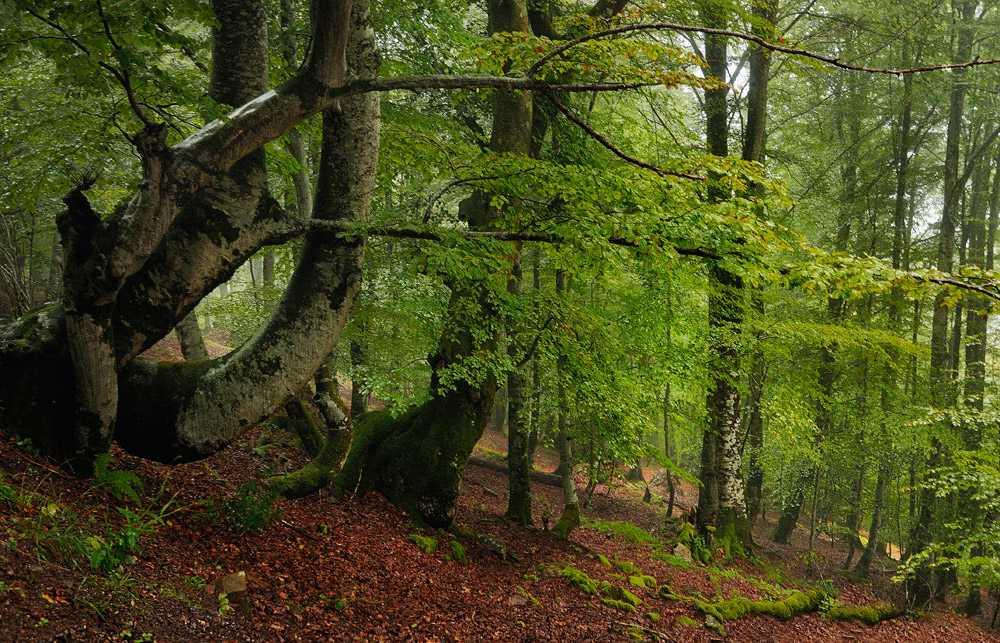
xmin=24 ymin=7 xmax=153 ymax=127
xmin=526 ymin=21 xmax=1000 ymax=77
xmin=541 ymin=91 xmax=706 ymax=181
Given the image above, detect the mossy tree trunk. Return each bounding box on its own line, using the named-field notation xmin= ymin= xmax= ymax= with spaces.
xmin=856 ymin=462 xmax=887 ymax=575
xmin=739 ymin=0 xmax=775 ymax=530
xmin=695 ymin=0 xmax=752 ymax=555
xmin=1 ymin=0 xmax=370 ymax=470
xmin=335 ymin=0 xmax=533 ymax=529
xmin=909 ymin=0 xmax=976 ymax=607
xmin=552 ymin=268 xmax=580 ymax=539
xmin=506 ymin=252 xmax=534 ymax=526
xmin=957 ymin=146 xmax=994 ymax=615
xmin=527 ymin=246 xmax=542 ymax=466
xmin=771 ymin=481 xmax=805 ymax=544
xmin=115 ymin=0 xmax=375 ymax=464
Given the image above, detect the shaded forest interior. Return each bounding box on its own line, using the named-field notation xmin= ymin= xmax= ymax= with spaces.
xmin=2 ymin=0 xmax=1000 ymax=640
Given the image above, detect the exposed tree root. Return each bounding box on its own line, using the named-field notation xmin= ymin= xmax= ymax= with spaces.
xmin=467 ymin=456 xmax=563 ymax=487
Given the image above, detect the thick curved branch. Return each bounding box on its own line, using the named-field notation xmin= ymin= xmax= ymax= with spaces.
xmin=526 ymin=21 xmax=1000 ymax=78
xmin=294 ymin=219 xmax=721 ymax=260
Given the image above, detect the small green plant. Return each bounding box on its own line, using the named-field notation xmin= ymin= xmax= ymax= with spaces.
xmin=251 ymin=432 xmax=281 ymax=458
xmin=217 ymin=592 xmax=231 ymax=616
xmin=816 ymin=578 xmax=838 ymax=599
xmin=184 ymin=575 xmax=207 ymax=589
xmin=819 ymin=594 xmax=840 ymax=616
xmin=0 ymin=581 xmax=24 ymax=598
xmin=0 ymin=474 xmax=27 ymax=510
xmin=205 ymin=480 xmax=283 ymax=534
xmin=16 ymin=437 xmax=40 ymax=457
xmin=516 ymin=585 xmax=542 ymax=607
xmin=29 ymin=503 xmax=88 ymax=567
xmin=94 ymin=454 xmax=144 ymax=505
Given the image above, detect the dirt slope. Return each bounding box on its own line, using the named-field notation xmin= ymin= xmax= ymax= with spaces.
xmin=0 ymin=424 xmax=997 ymax=643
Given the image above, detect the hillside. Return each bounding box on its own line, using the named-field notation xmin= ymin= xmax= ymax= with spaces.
xmin=0 ymin=426 xmax=997 ymax=643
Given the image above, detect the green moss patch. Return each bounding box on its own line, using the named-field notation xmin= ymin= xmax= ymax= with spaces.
xmin=602 ymin=598 xmax=637 ymax=613
xmin=449 ymin=540 xmax=467 ymax=564
xmin=409 ymin=534 xmax=438 ymax=554
xmin=552 ymin=503 xmax=580 ymax=539
xmin=826 ymin=601 xmax=904 ymax=625
xmin=674 ymin=523 xmax=712 ymax=565
xmin=599 ymin=582 xmax=642 ymax=607
xmin=587 ymin=520 xmax=658 ymax=544
xmin=595 ymin=553 xmax=612 ymax=567
xmin=516 ymin=585 xmax=542 ymax=607
xmin=651 ymin=552 xmax=697 ymax=569
xmin=694 ymin=590 xmax=824 ymax=636
xmin=675 ymin=615 xmax=700 ymax=627
xmin=628 ymin=574 xmax=657 ymax=590
xmin=614 ymin=557 xmax=643 ymax=575
xmin=658 ymin=584 xmax=684 ymax=601
xmin=560 ymin=565 xmax=599 ymax=594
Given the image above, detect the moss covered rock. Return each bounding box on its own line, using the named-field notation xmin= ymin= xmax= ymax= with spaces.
xmin=614 ymin=557 xmax=643 ymax=575
xmin=658 ymin=584 xmax=684 ymax=601
xmin=599 ymin=582 xmax=642 ymax=607
xmin=629 ymin=574 xmax=657 ymax=590
xmin=560 ymin=565 xmax=599 ymax=595
xmin=449 ymin=539 xmax=467 ymax=564
xmin=674 ymin=522 xmax=712 ymax=565
xmin=602 ymin=598 xmax=637 ymax=613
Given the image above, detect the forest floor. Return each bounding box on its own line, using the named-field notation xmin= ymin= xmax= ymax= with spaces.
xmin=1 ymin=378 xmax=999 ymax=642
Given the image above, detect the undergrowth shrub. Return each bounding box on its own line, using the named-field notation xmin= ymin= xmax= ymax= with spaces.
xmin=94 ymin=454 xmax=144 ymax=505
xmin=0 ymin=476 xmax=26 ymax=510
xmin=206 ymin=480 xmax=283 ymax=534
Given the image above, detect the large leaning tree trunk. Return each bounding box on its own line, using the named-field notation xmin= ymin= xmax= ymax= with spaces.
xmin=0 ymin=0 xmax=374 ymax=472
xmin=336 ymin=0 xmax=534 ymax=529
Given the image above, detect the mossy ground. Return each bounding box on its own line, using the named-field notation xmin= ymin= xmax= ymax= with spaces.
xmin=409 ymin=534 xmax=438 ymax=553
xmin=586 ymin=520 xmax=658 ymax=545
